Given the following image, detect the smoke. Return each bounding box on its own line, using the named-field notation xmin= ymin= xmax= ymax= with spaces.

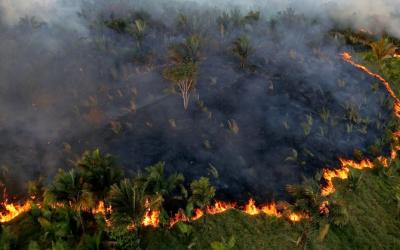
xmin=0 ymin=0 xmax=395 ymax=200
xmin=1 ymin=0 xmax=399 ymax=37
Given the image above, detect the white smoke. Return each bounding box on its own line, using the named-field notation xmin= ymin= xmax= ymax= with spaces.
xmin=0 ymin=0 xmax=399 ymax=36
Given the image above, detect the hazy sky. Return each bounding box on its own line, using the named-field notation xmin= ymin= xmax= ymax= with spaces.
xmin=1 ymin=0 xmax=399 ymax=38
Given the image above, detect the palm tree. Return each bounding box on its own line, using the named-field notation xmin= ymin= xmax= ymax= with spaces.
xmin=370 ymin=38 xmax=397 ymax=65
xmin=163 ymin=62 xmax=198 ymax=110
xmin=108 ymin=179 xmax=162 ymax=228
xmin=232 ymin=36 xmax=253 ymax=69
xmin=45 ymin=169 xmax=94 ymax=211
xmin=142 ymin=162 xmax=185 ymax=197
xmin=44 ymin=169 xmax=94 ymax=232
xmin=76 ymin=149 xmax=122 ymax=204
xmin=287 ymin=177 xmax=349 ymax=247
xmin=27 ymin=176 xmax=45 ymax=201
xmin=189 ymin=177 xmax=216 ymax=210
xmin=169 ymin=35 xmax=201 ymax=64
xmin=286 ymin=178 xmax=323 ymax=215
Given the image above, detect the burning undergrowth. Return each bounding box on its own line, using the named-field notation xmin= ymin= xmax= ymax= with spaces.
xmin=0 ymin=2 xmax=396 ymax=204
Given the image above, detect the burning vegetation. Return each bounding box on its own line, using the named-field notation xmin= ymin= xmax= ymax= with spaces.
xmin=1 ymin=1 xmax=400 ymax=249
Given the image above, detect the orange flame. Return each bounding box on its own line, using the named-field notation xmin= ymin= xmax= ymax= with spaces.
xmin=92 ymin=201 xmax=112 ymax=227
xmin=394 ymin=102 xmax=400 ymax=119
xmin=92 ymin=201 xmax=112 ymax=215
xmin=244 ymin=199 xmax=260 ymax=215
xmin=192 ymin=208 xmax=204 ymax=220
xmin=243 ymin=199 xmax=304 ymax=221
xmin=341 ymin=52 xmax=400 ymax=103
xmin=142 ymin=210 xmax=160 ymax=227
xmin=339 ymin=158 xmax=374 ymax=170
xmin=377 ymin=156 xmax=389 ymax=167
xmin=320 ymin=51 xmax=400 ymax=196
xmin=207 ymin=201 xmax=236 ymax=214
xmin=321 ymin=166 xmax=350 ymax=196
xmin=391 ymin=146 xmax=400 ymax=160
xmin=288 ymin=213 xmax=304 ymax=222
xmin=170 ymin=209 xmax=190 ymax=227
xmin=319 ymin=201 xmax=329 ymax=215
xmin=261 ymin=202 xmax=282 ymax=218
xmin=0 ymin=200 xmax=32 ymax=223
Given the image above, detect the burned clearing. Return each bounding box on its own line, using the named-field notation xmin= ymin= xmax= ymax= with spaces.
xmin=0 ymin=6 xmax=394 ymax=201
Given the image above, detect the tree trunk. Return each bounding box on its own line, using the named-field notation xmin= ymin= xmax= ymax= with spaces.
xmin=179 ymin=79 xmax=192 ymax=111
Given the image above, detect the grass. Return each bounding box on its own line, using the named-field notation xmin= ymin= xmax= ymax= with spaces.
xmin=3 ymin=167 xmax=400 ymax=249
xmin=141 ymin=168 xmax=400 ymax=249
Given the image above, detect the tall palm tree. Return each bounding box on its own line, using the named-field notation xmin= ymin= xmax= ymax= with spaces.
xmin=163 ymin=62 xmax=198 ymax=110
xmin=76 ymin=149 xmax=122 ymax=203
xmin=232 ymin=35 xmax=253 ymax=69
xmin=370 ymin=38 xmax=397 ymax=65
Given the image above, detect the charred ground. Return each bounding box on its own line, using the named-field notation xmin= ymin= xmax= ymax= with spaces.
xmin=0 ymin=6 xmax=395 ymax=201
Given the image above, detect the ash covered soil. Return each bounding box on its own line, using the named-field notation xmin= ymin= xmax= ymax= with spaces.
xmin=77 ymin=53 xmax=392 ymax=201
xmin=0 ymin=6 xmax=394 ymax=201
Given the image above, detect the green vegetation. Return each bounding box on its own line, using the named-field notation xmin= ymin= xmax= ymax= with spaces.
xmin=231 ymin=35 xmax=253 ymax=69
xmin=2 ymin=145 xmax=400 ymax=249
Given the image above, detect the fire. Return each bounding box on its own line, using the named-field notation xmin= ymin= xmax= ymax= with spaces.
xmin=142 ymin=210 xmax=160 ymax=227
xmin=92 ymin=201 xmax=112 ymax=215
xmin=242 ymin=199 xmax=304 ymax=221
xmin=0 ymin=200 xmax=32 ymax=223
xmin=92 ymin=201 xmax=112 ymax=227
xmin=321 ymin=52 xmax=400 ymax=197
xmin=192 ymin=208 xmax=204 ymax=220
xmin=322 ymin=158 xmax=377 ymax=196
xmin=377 ymin=156 xmax=389 ymax=167
xmin=319 ymin=201 xmax=329 ymax=215
xmin=170 ymin=209 xmax=190 ymax=227
xmin=391 ymin=146 xmax=400 ymax=160
xmin=321 ymin=167 xmax=350 ymax=196
xmin=288 ymin=213 xmax=303 ymax=222
xmin=394 ymin=102 xmax=400 ymax=119
xmin=244 ymin=199 xmax=260 ymax=215
xmin=207 ymin=201 xmax=236 ymax=214
xmin=341 ymin=52 xmax=400 ymax=103
xmin=261 ymin=202 xmax=281 ymax=218
xmin=339 ymin=158 xmax=374 ymax=170
xmin=169 ymin=199 xmax=304 ymax=227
